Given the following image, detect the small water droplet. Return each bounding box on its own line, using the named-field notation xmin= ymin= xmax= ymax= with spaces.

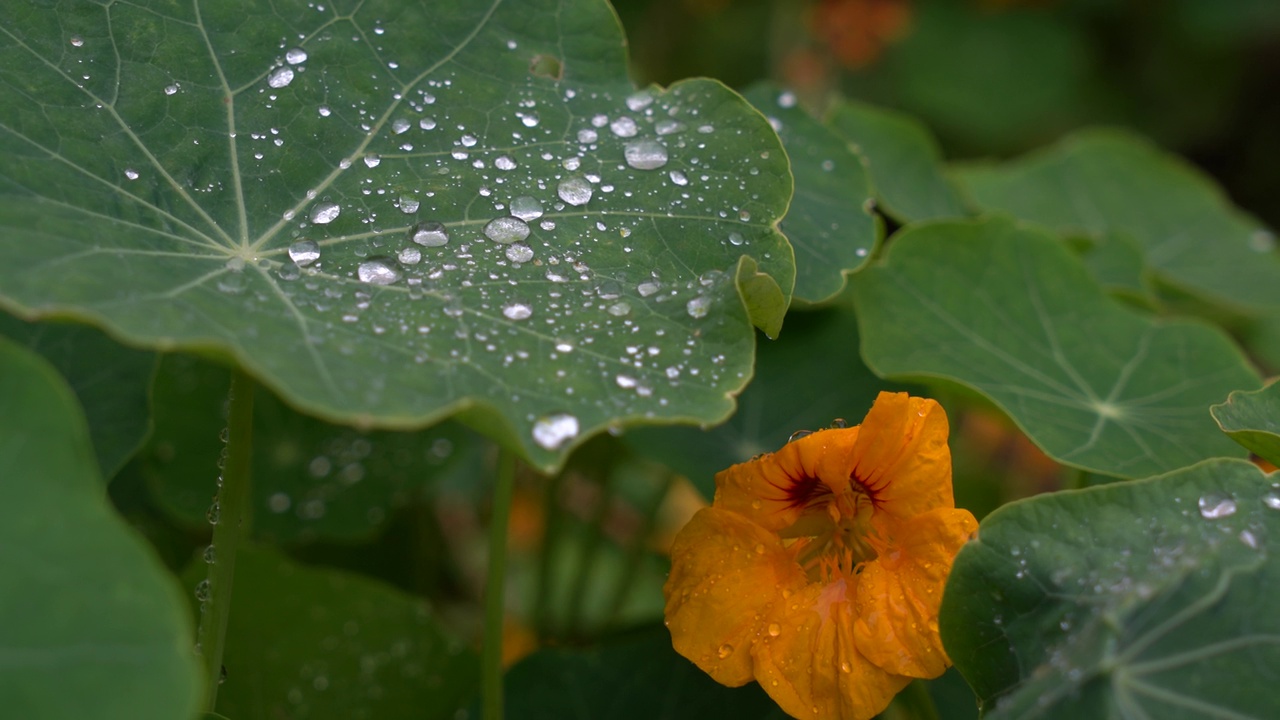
xmin=69 ymin=35 xmax=84 ymax=47
xmin=505 ymin=244 xmax=534 ymax=263
xmin=668 ymin=170 xmax=688 ymax=186
xmin=1239 ymin=529 xmax=1261 ymax=549
xmin=309 ymin=201 xmax=340 ymax=224
xmin=364 ymin=154 xmax=381 ymax=168
xmin=163 ymin=83 xmax=180 ymax=96
xmin=124 ymin=168 xmax=139 ymax=181
xmin=460 ymin=133 xmax=478 ymax=147
xmin=557 ymin=176 xmax=593 ymax=206
xmin=206 ymin=501 xmax=220 ymax=525
xmin=357 ymin=257 xmax=401 ymax=285
xmin=1199 ymin=493 xmax=1237 ymax=519
xmin=777 ymin=90 xmax=797 ymax=108
xmin=203 ymin=545 xmax=217 ymax=564
xmin=767 ymin=623 xmax=781 ymax=637
xmin=609 ymin=116 xmax=638 ymax=138
xmin=717 ymin=643 xmax=733 ymax=659
xmin=686 ymin=295 xmax=711 ymax=318
xmin=1250 ymin=230 xmax=1276 ymax=253
xmin=532 ymin=413 xmax=579 ymax=450
xmin=840 ymin=662 xmax=851 ymax=673
xmin=392 ymin=118 xmax=411 ymax=134
xmin=607 ymin=301 xmax=631 ymax=316
xmin=728 ymin=232 xmax=744 ymax=246
xmin=494 ymin=155 xmax=517 ymax=171
xmin=502 ymin=302 xmax=533 ymax=320
xmin=267 ymin=66 xmax=295 ymax=88
xmin=789 ymin=429 xmax=813 ymax=442
xmin=194 ymin=579 xmax=211 ymax=602
xmin=626 ymin=91 xmax=654 ymax=111
xmin=637 ymin=280 xmax=660 ymax=297
xmin=655 ymin=119 xmax=685 ymax=136
xmin=1263 ymin=492 xmax=1280 ymax=511
xmin=483 ymin=216 xmax=531 ymax=244
xmin=288 ymin=239 xmax=321 ymax=266
xmin=624 ymin=140 xmax=668 ymax=170
xmin=285 ymin=47 xmax=308 ymax=65
xmin=509 ymin=196 xmax=544 ymax=221
xmin=411 ymin=221 xmax=450 ymax=247
xmin=398 ymin=246 xmax=422 ymax=264
xmin=399 ymin=194 xmax=420 ymax=214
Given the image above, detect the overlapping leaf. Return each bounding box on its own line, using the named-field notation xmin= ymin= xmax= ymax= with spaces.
xmin=1212 ymin=382 xmax=1280 ymax=466
xmin=0 ymin=338 xmax=200 ymax=720
xmin=854 ymin=217 xmax=1260 ymax=479
xmin=940 ymin=459 xmax=1280 ymax=719
xmin=0 ymin=0 xmax=794 ymax=470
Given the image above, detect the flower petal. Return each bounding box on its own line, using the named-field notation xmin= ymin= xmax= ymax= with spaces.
xmin=853 ymin=392 xmax=953 ymax=518
xmin=853 ymin=507 xmax=979 ymax=678
xmin=664 ymin=507 xmax=807 ymax=685
xmin=751 ymin=580 xmax=910 ymax=720
xmin=714 ymin=428 xmax=860 ymax=532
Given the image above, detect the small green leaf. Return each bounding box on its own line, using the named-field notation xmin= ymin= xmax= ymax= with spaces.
xmin=626 ymin=292 xmax=898 ymax=498
xmin=143 ymin=354 xmax=483 ymax=544
xmin=183 ymin=545 xmax=477 ymax=720
xmin=854 ymin=216 xmax=1260 ymax=479
xmin=0 ymin=337 xmax=201 ymax=720
xmin=0 ymin=0 xmax=793 ymax=472
xmin=734 ymin=256 xmax=787 ymax=340
xmin=504 ymin=625 xmax=789 ymax=719
xmin=0 ymin=313 xmax=155 ymax=480
xmin=1212 ymin=382 xmax=1280 ymax=466
xmin=742 ymin=83 xmax=878 ymax=305
xmin=954 ymin=129 xmax=1280 ymax=314
xmin=825 ymin=100 xmax=968 ymax=224
xmin=940 ymin=459 xmax=1280 ymax=719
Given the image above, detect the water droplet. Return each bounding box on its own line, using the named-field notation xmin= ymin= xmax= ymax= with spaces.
xmin=502 ymin=302 xmax=533 ymax=320
xmin=483 ymin=216 xmax=531 ymax=244
xmin=194 ymin=579 xmax=211 ymax=602
xmin=420 ymin=117 xmax=437 ymax=130
xmin=267 ymin=66 xmax=295 ymax=88
xmin=398 ymin=246 xmax=422 ymax=264
xmin=1239 ymin=529 xmax=1261 ymax=549
xmin=505 ymin=244 xmax=534 ymax=263
xmin=411 ymin=221 xmax=450 ymax=247
xmin=1250 ymin=230 xmax=1276 ymax=253
xmin=399 ymin=194 xmax=420 ymax=214
xmin=577 ymin=128 xmax=598 ymax=144
xmin=789 ymin=429 xmax=813 ymax=442
xmin=69 ymin=35 xmax=84 ymax=47
xmin=626 ymin=91 xmax=654 ymax=111
xmin=288 ymin=239 xmax=321 ymax=266
xmin=607 ymin=301 xmax=631 ymax=316
xmin=124 ymin=168 xmax=139 ymax=181
xmin=510 ymin=196 xmax=544 ymax=220
xmin=609 ymin=116 xmax=638 ymax=138
xmin=728 ymin=232 xmax=744 ymax=246
xmin=777 ymin=90 xmax=797 ymax=108
xmin=656 ymin=119 xmax=684 ymax=136
xmin=364 ymin=154 xmax=381 ymax=168
xmin=1199 ymin=493 xmax=1237 ymax=519
xmin=163 ymin=84 xmax=180 ymax=96
xmin=686 ymin=295 xmax=711 ymax=318
xmin=637 ymin=281 xmax=660 ymax=297
xmin=717 ymin=643 xmax=733 ymax=659
xmin=532 ymin=413 xmax=579 ymax=450
xmin=668 ymin=170 xmax=688 ymax=186
xmin=1263 ymin=492 xmax=1280 ymax=511
xmin=624 ymin=140 xmax=668 ymax=170
xmin=392 ymin=118 xmax=411 ymax=134
xmin=203 ymin=545 xmax=217 ymax=564
xmin=840 ymin=662 xmax=851 ymax=673
xmin=285 ymin=47 xmax=308 ymax=65
xmin=460 ymin=133 xmax=478 ymax=147
xmin=494 ymin=155 xmax=517 ymax=170
xmin=309 ymin=201 xmax=340 ymax=224
xmin=206 ymin=501 xmax=220 ymax=525
xmin=767 ymin=623 xmax=781 ymax=637
xmin=357 ymin=257 xmax=401 ymax=285
xmin=557 ymin=176 xmax=593 ymax=206
xmin=521 ymin=113 xmax=540 ymax=128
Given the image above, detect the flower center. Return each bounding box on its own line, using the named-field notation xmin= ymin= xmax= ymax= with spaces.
xmin=779 ymin=479 xmax=879 ymax=582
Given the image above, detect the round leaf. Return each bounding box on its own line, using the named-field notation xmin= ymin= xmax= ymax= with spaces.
xmin=940 ymin=459 xmax=1280 ymax=718
xmin=853 ymin=216 xmax=1261 ymax=479
xmin=0 ymin=337 xmax=201 ymax=720
xmin=0 ymin=0 xmax=793 ymax=471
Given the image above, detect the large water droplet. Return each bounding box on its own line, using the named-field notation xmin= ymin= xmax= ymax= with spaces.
xmin=358 ymin=257 xmax=401 ymax=285
xmin=502 ymin=302 xmax=533 ymax=320
xmin=668 ymin=170 xmax=688 ymax=186
xmin=399 ymin=194 xmax=420 ymax=213
xmin=310 ymin=201 xmax=340 ymax=224
xmin=289 ymin=238 xmax=322 ymax=266
xmin=483 ymin=216 xmax=531 ymax=244
xmin=411 ymin=221 xmax=450 ymax=247
xmin=285 ymin=47 xmax=308 ymax=65
xmin=626 ymin=91 xmax=654 ymax=111
xmin=506 ymin=244 xmax=534 ymax=263
xmin=1263 ymin=492 xmax=1280 ymax=511
xmin=392 ymin=118 xmax=411 ymax=134
xmin=558 ymin=176 xmax=593 ymax=206
xmin=624 ymin=140 xmax=668 ymax=170
xmin=609 ymin=116 xmax=638 ymax=138
xmin=767 ymin=623 xmax=781 ymax=637
xmin=267 ymin=66 xmax=295 ymax=88
xmin=494 ymin=155 xmax=517 ymax=170
xmin=1199 ymin=493 xmax=1237 ymax=519
xmin=532 ymin=413 xmax=579 ymax=450
xmin=510 ymin=196 xmax=544 ymax=221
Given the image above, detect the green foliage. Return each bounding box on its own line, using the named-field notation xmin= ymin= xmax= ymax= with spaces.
xmin=0 ymin=337 xmax=201 ymax=720
xmin=940 ymin=459 xmax=1280 ymax=719
xmin=1213 ymin=382 xmax=1280 ymax=466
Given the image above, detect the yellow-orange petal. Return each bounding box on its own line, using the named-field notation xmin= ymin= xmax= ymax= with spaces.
xmin=751 ymin=580 xmax=911 ymax=720
xmin=853 ymin=392 xmax=953 ymax=518
xmin=714 ymin=427 xmax=861 ymax=532
xmin=853 ymin=507 xmax=979 ymax=678
xmin=664 ymin=507 xmax=807 ymax=685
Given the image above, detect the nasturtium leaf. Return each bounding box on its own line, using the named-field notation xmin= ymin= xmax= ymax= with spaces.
xmin=0 ymin=337 xmax=201 ymax=720
xmin=854 ymin=216 xmax=1261 ymax=479
xmin=626 ymin=291 xmax=899 ymax=498
xmin=143 ymin=353 xmax=482 ymax=544
xmin=181 ymin=545 xmax=477 ymax=720
xmin=1212 ymin=382 xmax=1280 ymax=467
xmin=503 ymin=625 xmax=789 ymax=719
xmin=741 ymin=83 xmax=878 ymax=305
xmin=0 ymin=312 xmax=155 ymax=480
xmin=0 ymin=0 xmax=794 ymax=472
xmin=954 ymin=129 xmax=1280 ymax=314
xmin=825 ymin=100 xmax=968 ymax=224
xmin=1075 ymin=231 xmax=1155 ymax=308
xmin=940 ymin=459 xmax=1280 ymax=719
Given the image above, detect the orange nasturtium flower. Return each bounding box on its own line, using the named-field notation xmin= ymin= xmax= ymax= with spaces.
xmin=663 ymin=392 xmax=978 ymax=719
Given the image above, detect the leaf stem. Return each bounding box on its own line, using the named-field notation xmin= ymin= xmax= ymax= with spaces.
xmin=533 ymin=468 xmax=567 ymax=637
xmin=481 ymin=449 xmax=517 ymax=720
xmin=197 ymin=368 xmax=255 ymax=711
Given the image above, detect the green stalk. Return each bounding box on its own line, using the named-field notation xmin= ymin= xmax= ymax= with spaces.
xmin=532 ymin=469 xmax=566 ymax=638
xmin=481 ymin=450 xmax=517 ymax=720
xmin=197 ymin=368 xmax=255 ymax=711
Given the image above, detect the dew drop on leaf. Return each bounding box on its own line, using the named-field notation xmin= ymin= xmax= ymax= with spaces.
xmin=609 ymin=116 xmax=638 ymax=138
xmin=510 ymin=196 xmax=544 ymax=220
xmin=285 ymin=47 xmax=308 ymax=65
xmin=532 ymin=413 xmax=579 ymax=450
xmin=624 ymin=140 xmax=669 ymax=170
xmin=557 ymin=176 xmax=593 ymax=206
xmin=411 ymin=221 xmax=449 ymax=247
xmin=502 ymin=302 xmax=533 ymax=321
xmin=267 ymin=66 xmax=295 ymax=88
xmin=309 ymin=202 xmax=340 ymax=224
xmin=357 ymin=258 xmax=401 ymax=285
xmin=288 ymin=239 xmax=321 ymax=266
xmin=505 ymin=244 xmax=534 ymax=263
xmin=483 ymin=216 xmax=531 ymax=244
xmin=1198 ymin=493 xmax=1237 ymax=519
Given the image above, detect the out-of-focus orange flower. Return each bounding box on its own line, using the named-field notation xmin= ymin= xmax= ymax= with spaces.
xmin=812 ymin=0 xmax=913 ymax=69
xmin=664 ymin=392 xmax=977 ymax=720
xmin=1254 ymin=455 xmax=1278 ymax=474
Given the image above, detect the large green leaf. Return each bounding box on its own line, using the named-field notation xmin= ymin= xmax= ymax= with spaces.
xmin=853 ymin=217 xmax=1260 ymax=479
xmin=0 ymin=337 xmax=201 ymax=720
xmin=143 ymin=353 xmax=484 ymax=544
xmin=181 ymin=545 xmax=477 ymax=720
xmin=954 ymin=129 xmax=1280 ymax=314
xmin=1212 ymin=382 xmax=1280 ymax=467
xmin=503 ymin=625 xmax=788 ymax=719
xmin=940 ymin=459 xmax=1280 ymax=719
xmin=741 ymin=83 xmax=878 ymax=305
xmin=0 ymin=312 xmax=155 ymax=480
xmin=626 ymin=291 xmax=898 ymax=498
xmin=825 ymin=100 xmax=968 ymax=224
xmin=0 ymin=0 xmax=794 ymax=471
